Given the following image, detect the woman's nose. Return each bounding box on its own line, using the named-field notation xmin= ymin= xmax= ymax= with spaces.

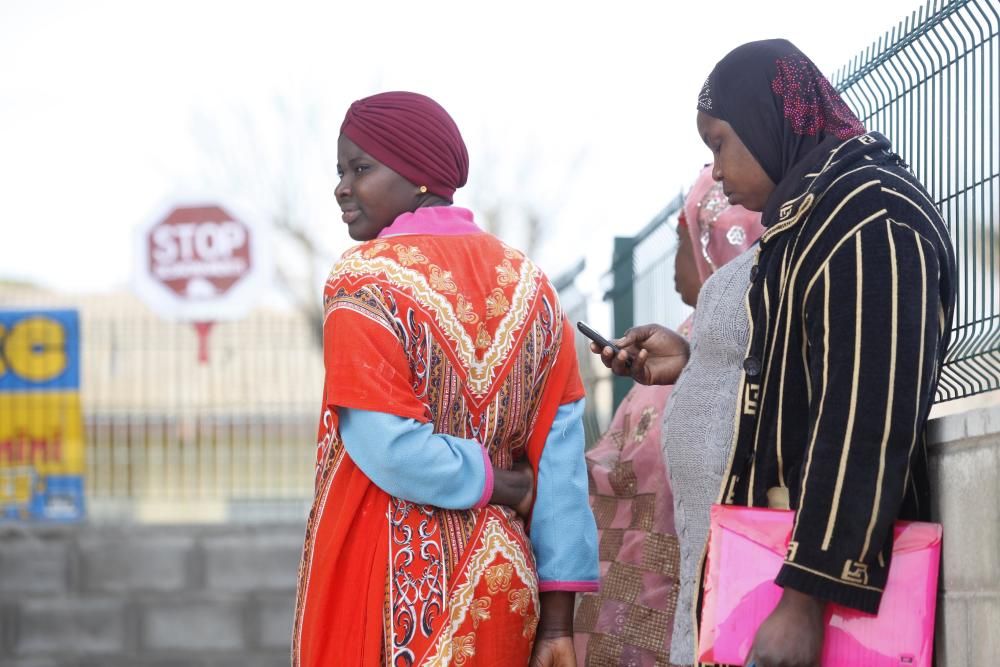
xmin=711 ymin=164 xmax=723 ymax=182
xmin=335 ymin=178 xmax=350 ymax=199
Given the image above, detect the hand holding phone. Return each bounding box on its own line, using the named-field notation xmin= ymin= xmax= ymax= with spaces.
xmin=576 ymin=321 xmax=622 ymax=355
xmin=578 ymin=321 xmax=634 ymax=370
xmin=583 ymin=322 xmax=689 ymax=386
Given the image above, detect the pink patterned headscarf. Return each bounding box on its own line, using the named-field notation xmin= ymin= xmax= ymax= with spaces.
xmin=682 ymin=164 xmax=765 ymax=283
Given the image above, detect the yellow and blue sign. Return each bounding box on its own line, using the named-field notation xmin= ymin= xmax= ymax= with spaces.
xmin=0 ymin=310 xmax=85 ymax=521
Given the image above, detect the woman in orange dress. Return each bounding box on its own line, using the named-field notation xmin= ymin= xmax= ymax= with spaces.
xmin=293 ymin=91 xmax=598 ymax=667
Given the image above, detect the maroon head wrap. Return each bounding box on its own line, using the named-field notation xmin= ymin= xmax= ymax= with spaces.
xmin=340 ymin=91 xmax=470 ymax=201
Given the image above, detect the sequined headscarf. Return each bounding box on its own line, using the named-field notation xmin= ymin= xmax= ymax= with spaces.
xmin=682 ymin=164 xmax=765 ymax=282
xmin=697 ymin=39 xmax=865 ymax=188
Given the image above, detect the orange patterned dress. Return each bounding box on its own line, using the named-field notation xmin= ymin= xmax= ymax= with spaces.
xmin=293 ymin=208 xmax=584 ymax=666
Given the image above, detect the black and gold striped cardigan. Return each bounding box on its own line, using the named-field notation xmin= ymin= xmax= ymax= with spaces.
xmin=720 ymin=132 xmax=956 ymax=613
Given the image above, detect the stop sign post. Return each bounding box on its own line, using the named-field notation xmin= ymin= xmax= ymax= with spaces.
xmin=134 ymin=201 xmax=268 ymax=363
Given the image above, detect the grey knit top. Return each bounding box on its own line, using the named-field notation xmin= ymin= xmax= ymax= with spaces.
xmin=661 ymin=247 xmax=754 ymax=664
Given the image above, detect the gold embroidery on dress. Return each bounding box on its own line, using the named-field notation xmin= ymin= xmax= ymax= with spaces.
xmin=451 ymin=633 xmax=476 ymax=666
xmin=475 ymin=322 xmax=492 ymax=350
xmin=508 ymin=587 xmax=531 ymax=615
xmin=423 ymin=517 xmax=538 ymax=666
xmin=484 ymin=563 xmax=513 ymax=594
xmin=522 ymin=614 xmax=538 ymax=640
xmin=641 ymin=532 xmax=680 ymax=577
xmin=629 ymin=494 xmax=656 ymax=531
xmin=503 ymin=246 xmax=524 ymax=261
xmin=362 ymin=240 xmax=390 ymax=258
xmin=599 ymin=529 xmax=625 ymax=561
xmin=633 ymin=406 xmax=656 ymax=443
xmin=573 ymin=595 xmax=599 ymax=633
xmin=469 ymin=597 xmax=491 ymax=629
xmin=495 ymin=258 xmax=518 ymax=286
xmin=603 ymin=562 xmax=643 ymax=603
xmin=455 ymin=294 xmax=479 ymax=324
xmin=609 ymin=461 xmax=637 ymax=496
xmin=393 ymin=243 xmax=428 ymax=266
xmin=429 ymin=264 xmax=458 ymax=293
xmin=485 ymin=288 xmax=510 ymax=319
xmin=327 ymin=254 xmax=544 ymax=396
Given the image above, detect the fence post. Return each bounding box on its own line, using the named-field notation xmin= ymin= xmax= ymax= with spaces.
xmin=609 ymin=236 xmax=636 ymax=410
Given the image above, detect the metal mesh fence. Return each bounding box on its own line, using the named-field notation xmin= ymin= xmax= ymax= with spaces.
xmin=832 ymin=0 xmax=1000 ymax=401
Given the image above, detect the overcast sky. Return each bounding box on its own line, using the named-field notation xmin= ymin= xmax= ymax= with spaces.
xmin=1 ymin=0 xmax=929 ymax=317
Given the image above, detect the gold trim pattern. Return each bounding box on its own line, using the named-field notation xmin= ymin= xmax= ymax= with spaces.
xmin=327 ymin=253 xmax=543 ymax=397
xmin=422 ymin=516 xmax=538 ymax=666
xmin=394 ymin=243 xmax=428 ymax=266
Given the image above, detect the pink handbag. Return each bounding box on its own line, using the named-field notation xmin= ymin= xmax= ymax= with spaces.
xmin=698 ymin=504 xmax=941 ymax=666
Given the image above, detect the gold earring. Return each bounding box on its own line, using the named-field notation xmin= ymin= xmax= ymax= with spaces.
xmin=419 ymin=186 xmax=428 ymax=194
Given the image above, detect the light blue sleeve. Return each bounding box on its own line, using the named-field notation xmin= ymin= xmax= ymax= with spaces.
xmin=531 ymin=398 xmax=600 ymax=592
xmin=337 ymin=407 xmax=492 ymax=510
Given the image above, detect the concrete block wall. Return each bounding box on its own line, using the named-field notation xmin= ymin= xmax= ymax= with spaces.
xmin=0 ymin=524 xmax=304 ymax=667
xmin=928 ymin=404 xmax=1000 ymax=667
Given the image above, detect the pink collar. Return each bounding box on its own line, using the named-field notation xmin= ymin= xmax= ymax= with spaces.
xmin=378 ymin=206 xmax=482 ymax=238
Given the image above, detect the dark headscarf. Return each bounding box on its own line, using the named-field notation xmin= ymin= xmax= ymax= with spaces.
xmin=698 ymin=39 xmax=865 ymax=191
xmin=341 ymin=91 xmax=469 ymax=201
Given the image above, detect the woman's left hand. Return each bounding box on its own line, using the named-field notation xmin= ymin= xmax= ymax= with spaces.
xmin=529 ymin=634 xmax=576 ymax=667
xmin=510 ymin=459 xmax=534 ymax=519
xmin=531 ymin=592 xmax=576 ymax=666
xmin=746 ymin=588 xmax=825 ymax=667
xmin=489 ymin=460 xmax=534 ymax=518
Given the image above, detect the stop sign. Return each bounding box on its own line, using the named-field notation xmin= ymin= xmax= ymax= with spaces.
xmin=148 ymin=205 xmax=251 ymax=297
xmin=134 ymin=201 xmax=269 ymax=321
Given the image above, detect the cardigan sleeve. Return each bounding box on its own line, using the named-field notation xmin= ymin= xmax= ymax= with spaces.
xmin=775 ymin=218 xmax=943 ymax=613
xmin=530 ymin=398 xmax=600 ymax=592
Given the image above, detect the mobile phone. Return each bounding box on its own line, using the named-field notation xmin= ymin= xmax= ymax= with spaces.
xmin=576 ymin=321 xmax=621 ymax=354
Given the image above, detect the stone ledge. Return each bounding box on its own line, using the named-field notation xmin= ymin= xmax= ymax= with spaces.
xmin=936 ymin=594 xmax=968 ymax=667
xmin=928 ymin=404 xmax=1000 ymax=446
xmin=967 ymin=595 xmax=1000 ymax=665
xmin=929 ymin=443 xmax=1000 ymax=592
